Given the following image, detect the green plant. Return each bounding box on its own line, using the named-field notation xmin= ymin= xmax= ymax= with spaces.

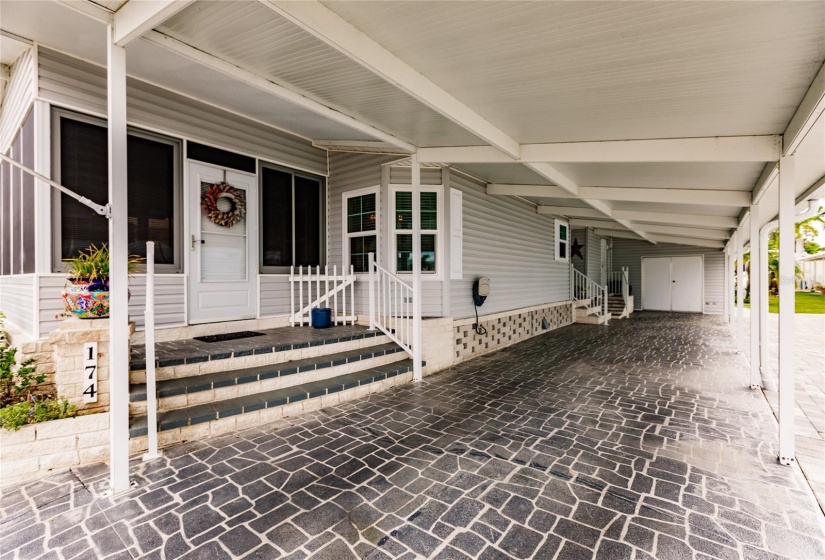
xmin=0 ymin=397 xmax=76 ymax=430
xmin=0 ymin=313 xmax=45 ymax=406
xmin=65 ymin=244 xmax=142 ymax=282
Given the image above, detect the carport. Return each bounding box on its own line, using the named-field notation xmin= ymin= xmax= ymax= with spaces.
xmin=1 ymin=0 xmax=823 ymax=499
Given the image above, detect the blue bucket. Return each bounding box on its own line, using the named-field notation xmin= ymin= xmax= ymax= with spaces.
xmin=311 ymin=307 xmax=332 ymax=328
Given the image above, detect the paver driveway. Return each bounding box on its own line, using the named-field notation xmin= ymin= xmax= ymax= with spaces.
xmin=2 ymin=313 xmax=825 ymax=559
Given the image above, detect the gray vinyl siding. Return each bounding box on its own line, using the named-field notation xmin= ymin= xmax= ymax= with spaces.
xmin=609 ymin=239 xmax=725 ymax=314
xmin=0 ymin=47 xmax=35 ymax=153
xmin=0 ymin=275 xmax=36 ymax=338
xmin=37 ymin=48 xmax=326 ymax=175
xmin=259 ymin=275 xmax=289 ymax=317
xmin=571 ymin=228 xmax=586 ymax=276
xmin=389 ymin=167 xmax=445 ymax=185
xmin=449 ymin=168 xmax=570 ymax=320
xmin=586 ymin=229 xmax=605 ymax=284
xmin=38 ymin=274 xmax=186 ymax=336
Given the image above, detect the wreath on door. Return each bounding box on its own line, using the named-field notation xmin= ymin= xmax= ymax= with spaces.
xmin=201 ymin=182 xmax=246 ymax=228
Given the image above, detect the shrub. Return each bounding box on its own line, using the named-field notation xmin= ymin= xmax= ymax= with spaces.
xmin=0 ymin=312 xmax=46 ymax=406
xmin=0 ymin=397 xmax=77 ymax=431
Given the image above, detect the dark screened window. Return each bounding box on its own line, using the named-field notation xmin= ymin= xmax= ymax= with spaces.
xmin=58 ymin=115 xmax=178 ymax=266
xmin=260 ymin=166 xmax=323 ymax=270
xmin=187 ymin=142 xmax=255 ymax=174
xmin=346 ymin=193 xmax=377 ymax=273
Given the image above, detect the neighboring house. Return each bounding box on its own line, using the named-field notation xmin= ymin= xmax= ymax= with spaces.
xmin=798 ymin=251 xmax=825 ymax=289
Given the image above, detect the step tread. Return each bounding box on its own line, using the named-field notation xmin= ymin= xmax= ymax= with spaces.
xmin=130 ymin=325 xmax=382 ymax=371
xmin=130 ymin=342 xmax=406 ymax=402
xmin=129 ymin=359 xmax=418 ymax=437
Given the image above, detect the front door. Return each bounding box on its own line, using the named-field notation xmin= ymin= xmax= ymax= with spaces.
xmin=188 ymin=162 xmax=258 ymax=324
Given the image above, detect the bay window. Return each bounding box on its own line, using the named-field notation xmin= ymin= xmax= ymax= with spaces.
xmin=344 ymin=188 xmax=378 ymax=273
xmin=392 ymin=187 xmax=441 ymax=275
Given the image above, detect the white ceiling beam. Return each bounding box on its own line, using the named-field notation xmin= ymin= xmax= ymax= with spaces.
xmin=114 ymin=0 xmax=195 ymax=46
xmin=260 ymin=0 xmax=521 ymax=159
xmin=648 ymin=235 xmax=725 ymax=249
xmin=570 ymin=219 xmax=627 ymax=229
xmin=142 ymin=31 xmax=415 ymax=153
xmin=489 ymin=184 xmax=750 ymax=207
xmin=610 ymin=210 xmax=738 ymax=229
xmin=595 ymin=229 xmax=643 ymax=241
xmin=56 ymin=0 xmax=112 ymax=23
xmin=632 ymin=224 xmax=730 ymax=240
xmin=537 ymin=206 xmax=606 ymax=219
xmin=751 ymin=162 xmax=778 ymax=205
xmin=418 ymin=136 xmax=780 ymax=163
xmin=523 ymin=163 xmax=578 ymax=195
xmin=579 ymin=187 xmax=750 ymax=207
xmin=783 ymin=61 xmax=825 ymax=157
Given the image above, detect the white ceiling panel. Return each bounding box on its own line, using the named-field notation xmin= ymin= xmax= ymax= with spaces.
xmin=452 ymin=162 xmax=552 ymax=185
xmin=158 ymin=1 xmax=483 ymax=147
xmin=324 ymin=1 xmax=825 ymax=143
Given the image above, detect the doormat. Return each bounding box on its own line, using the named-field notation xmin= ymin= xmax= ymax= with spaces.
xmin=193 ymin=331 xmax=265 ymax=343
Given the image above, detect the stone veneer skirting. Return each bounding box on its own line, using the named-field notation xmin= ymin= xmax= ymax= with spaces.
xmin=454 ymin=301 xmax=573 ymax=362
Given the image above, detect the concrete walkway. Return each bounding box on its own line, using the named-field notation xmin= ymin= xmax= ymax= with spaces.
xmin=741 ymin=309 xmax=825 ymax=513
xmin=2 ymin=313 xmax=824 ymax=559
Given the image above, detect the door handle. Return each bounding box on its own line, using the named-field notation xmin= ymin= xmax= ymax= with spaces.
xmin=191 ymin=235 xmax=204 ymax=249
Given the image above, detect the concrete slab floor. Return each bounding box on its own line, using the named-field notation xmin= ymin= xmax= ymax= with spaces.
xmin=742 ymin=310 xmax=825 ymax=514
xmin=2 ymin=313 xmax=824 ymax=559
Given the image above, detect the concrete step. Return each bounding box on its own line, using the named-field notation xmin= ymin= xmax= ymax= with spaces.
xmin=129 ymin=327 xmax=391 ymax=384
xmin=129 ymin=359 xmax=418 ymax=439
xmin=574 ymin=313 xmax=610 ymax=325
xmin=129 ymin=343 xmax=408 ymax=416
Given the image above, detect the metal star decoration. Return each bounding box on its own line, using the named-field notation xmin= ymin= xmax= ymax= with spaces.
xmin=571 ymin=238 xmax=585 ymax=259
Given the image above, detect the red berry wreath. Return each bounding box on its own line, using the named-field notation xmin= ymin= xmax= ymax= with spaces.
xmin=201 ymin=182 xmax=246 ymax=228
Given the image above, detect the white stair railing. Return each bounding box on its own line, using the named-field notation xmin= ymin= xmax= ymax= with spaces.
xmin=368 ymin=253 xmax=415 ymax=357
xmin=606 ymin=267 xmax=631 ymax=317
xmin=289 ymin=265 xmax=356 ymax=326
xmin=572 ymin=268 xmax=608 ymax=321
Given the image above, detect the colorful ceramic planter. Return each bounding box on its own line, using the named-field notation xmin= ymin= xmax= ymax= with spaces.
xmin=62 ymin=280 xmax=110 ymax=319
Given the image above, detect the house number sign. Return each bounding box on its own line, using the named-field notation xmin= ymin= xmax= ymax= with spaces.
xmin=83 ymin=342 xmax=98 ymax=403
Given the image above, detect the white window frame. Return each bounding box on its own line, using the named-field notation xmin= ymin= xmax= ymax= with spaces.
xmin=555 ymin=219 xmax=570 ymax=263
xmin=390 ymin=184 xmax=444 ymax=279
xmin=342 ymin=186 xmax=380 ymax=273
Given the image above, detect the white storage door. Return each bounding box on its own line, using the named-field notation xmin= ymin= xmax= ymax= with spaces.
xmin=671 ymin=256 xmax=703 ymax=312
xmin=642 ymin=257 xmax=672 ymax=311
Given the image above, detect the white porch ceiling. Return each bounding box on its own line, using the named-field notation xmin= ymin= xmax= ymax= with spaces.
xmin=1 ymin=0 xmax=823 ymax=249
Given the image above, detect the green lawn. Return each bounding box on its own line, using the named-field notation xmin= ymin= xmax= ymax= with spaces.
xmin=744 ymin=291 xmax=825 ymax=314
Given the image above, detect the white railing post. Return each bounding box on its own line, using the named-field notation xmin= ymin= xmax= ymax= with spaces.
xmin=570 ymin=264 xmax=574 ymax=300
xmin=603 ymin=284 xmax=609 ymax=324
xmin=350 ymin=265 xmax=355 ymax=326
xmin=142 ymin=242 xmax=161 ymax=462
xmin=289 ymin=266 xmax=295 ymax=326
xmin=368 ymin=253 xmax=376 ymax=330
xmin=412 ymin=155 xmax=423 ymax=381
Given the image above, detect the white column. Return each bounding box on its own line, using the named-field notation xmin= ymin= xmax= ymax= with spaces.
xmin=411 ymin=154 xmax=422 ymax=382
xmin=728 ymin=236 xmax=736 ymax=326
xmin=723 ymin=249 xmax=730 ymax=323
xmin=760 ymin=224 xmax=771 ymax=388
xmin=749 ymin=204 xmax=761 ymax=389
xmin=778 ymin=155 xmax=795 ymax=466
xmin=736 ymin=230 xmax=744 ymax=349
xmin=107 ymin=24 xmax=131 ymax=494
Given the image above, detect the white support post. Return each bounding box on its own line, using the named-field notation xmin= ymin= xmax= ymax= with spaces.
xmin=142 ymin=242 xmax=161 ymax=462
xmin=749 ymin=205 xmax=761 ymax=389
xmin=368 ymin=253 xmax=376 ymax=330
xmin=723 ymin=249 xmax=730 ymax=323
xmin=107 ymin=24 xmax=130 ymax=495
xmin=412 ymin=154 xmax=423 ymax=382
xmin=778 ymin=155 xmax=795 ymax=466
xmin=736 ymin=230 xmax=744 ymax=348
xmin=603 ymin=285 xmax=608 ymax=324
xmin=760 ymin=225 xmax=771 ymax=387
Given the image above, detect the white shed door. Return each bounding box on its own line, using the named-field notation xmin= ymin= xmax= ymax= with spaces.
xmin=188 ymin=162 xmax=258 ymax=324
xmin=642 ymin=256 xmax=703 ymax=313
xmin=671 ymin=256 xmax=703 ymax=312
xmin=642 ymin=257 xmax=672 ymax=311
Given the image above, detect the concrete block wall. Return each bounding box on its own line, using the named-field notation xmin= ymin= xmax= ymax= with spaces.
xmin=0 ymin=412 xmax=109 ymax=487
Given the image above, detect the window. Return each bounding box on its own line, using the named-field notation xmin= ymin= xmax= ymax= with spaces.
xmin=555 ymin=219 xmax=569 ymax=262
xmin=344 ymin=189 xmax=378 ymax=273
xmin=53 ymin=111 xmax=180 ymax=271
xmin=391 ymin=187 xmax=441 ymax=275
xmin=260 ymin=164 xmax=324 ymax=271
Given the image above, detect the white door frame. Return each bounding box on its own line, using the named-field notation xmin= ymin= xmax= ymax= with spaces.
xmin=187 ymin=161 xmax=258 ymax=324
xmin=641 ymin=255 xmax=705 ymax=313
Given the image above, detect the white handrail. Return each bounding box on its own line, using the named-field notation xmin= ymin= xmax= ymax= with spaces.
xmin=368 ymin=253 xmax=416 ymax=358
xmin=142 ymin=242 xmax=161 ymax=462
xmin=572 ymin=268 xmax=609 ymax=323
xmin=289 ymin=265 xmax=357 ymax=326
xmin=606 ymin=267 xmax=631 ymax=317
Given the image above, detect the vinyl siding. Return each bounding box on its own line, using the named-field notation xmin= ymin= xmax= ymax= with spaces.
xmin=609 ymin=239 xmax=725 ymax=314
xmin=0 ymin=275 xmax=36 ymax=338
xmin=449 ymin=168 xmax=570 ymax=320
xmin=259 ymin=275 xmax=289 ymax=317
xmin=37 ymin=48 xmax=326 ymax=175
xmin=571 ymin=228 xmax=586 ymax=276
xmin=0 ymin=47 xmax=35 ymax=153
xmin=586 ymin=229 xmax=605 ymax=284
xmin=38 ymin=274 xmax=186 ymax=336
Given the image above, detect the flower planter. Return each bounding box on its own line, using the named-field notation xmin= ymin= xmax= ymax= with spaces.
xmin=62 ymin=279 xmax=110 ymax=319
